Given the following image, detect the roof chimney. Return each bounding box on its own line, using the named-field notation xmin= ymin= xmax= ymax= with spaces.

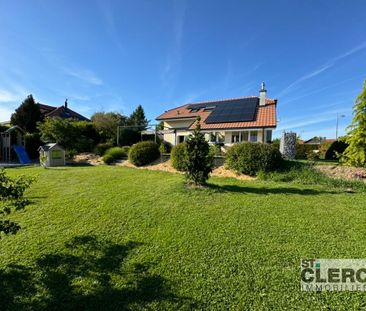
xmin=259 ymin=82 xmax=267 ymax=106
xmin=64 ymin=99 xmax=68 ymax=109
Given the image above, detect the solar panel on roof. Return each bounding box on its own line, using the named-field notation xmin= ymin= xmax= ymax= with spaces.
xmin=187 ymin=103 xmax=214 ymax=109
xmin=205 ymin=98 xmax=258 ymax=123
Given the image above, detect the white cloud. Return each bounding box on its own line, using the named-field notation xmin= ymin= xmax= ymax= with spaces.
xmin=0 ymin=89 xmax=21 ymax=102
xmin=0 ymin=104 xmax=17 ymax=122
xmin=62 ymin=67 xmax=103 ymax=86
xmin=278 ymin=41 xmax=366 ymax=96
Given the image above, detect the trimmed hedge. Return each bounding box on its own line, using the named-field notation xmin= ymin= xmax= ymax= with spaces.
xmin=295 ymin=144 xmax=318 ymax=159
xmin=226 ymin=142 xmax=283 ymax=176
xmin=128 ymin=141 xmax=160 ymax=166
xmin=171 ymin=143 xmax=188 ymax=172
xmin=324 ymin=140 xmax=348 ymax=160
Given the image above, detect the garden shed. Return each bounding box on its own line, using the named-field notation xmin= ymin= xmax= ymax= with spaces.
xmin=38 ymin=143 xmax=65 ymax=167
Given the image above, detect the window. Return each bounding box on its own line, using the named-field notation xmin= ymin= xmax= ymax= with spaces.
xmin=209 ymin=133 xmax=216 ymax=143
xmin=178 ymin=136 xmax=185 ymax=143
xmin=190 ymin=108 xmax=200 ymax=113
xmin=217 ymin=132 xmax=224 ymax=143
xmin=203 ymin=106 xmax=215 ymax=111
xmin=231 ymin=133 xmax=240 ymax=143
xmin=250 ymin=131 xmax=258 ymax=142
xmin=52 ymin=150 xmax=62 ymax=159
xmin=266 ymin=130 xmax=272 ymax=143
xmin=241 ymin=131 xmax=249 ymax=142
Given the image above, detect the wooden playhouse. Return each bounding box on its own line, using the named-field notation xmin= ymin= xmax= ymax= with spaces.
xmin=38 ymin=143 xmax=65 ymax=167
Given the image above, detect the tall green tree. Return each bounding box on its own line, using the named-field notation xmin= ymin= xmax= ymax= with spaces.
xmin=10 ymin=95 xmax=41 ymax=132
xmin=91 ymin=112 xmax=127 ymax=143
xmin=341 ymin=81 xmax=366 ymax=167
xmin=128 ymin=105 xmax=149 ymax=131
xmin=38 ymin=118 xmax=99 ymax=152
xmin=184 ymin=116 xmax=214 ymax=186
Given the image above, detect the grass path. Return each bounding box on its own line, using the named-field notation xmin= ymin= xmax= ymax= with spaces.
xmin=1 ymin=166 xmax=366 ymax=310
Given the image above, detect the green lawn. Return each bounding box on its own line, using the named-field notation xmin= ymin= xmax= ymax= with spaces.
xmin=1 ymin=166 xmax=366 ymax=310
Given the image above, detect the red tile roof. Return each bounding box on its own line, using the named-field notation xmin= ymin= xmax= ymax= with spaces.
xmin=156 ymin=96 xmax=277 ymax=130
xmin=37 ymin=103 xmax=89 ymax=121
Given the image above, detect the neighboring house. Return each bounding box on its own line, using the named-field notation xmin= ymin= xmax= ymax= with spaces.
xmin=38 ymin=100 xmax=89 ymax=121
xmin=156 ymin=83 xmax=277 ymax=146
xmin=303 ymin=137 xmax=336 ymax=145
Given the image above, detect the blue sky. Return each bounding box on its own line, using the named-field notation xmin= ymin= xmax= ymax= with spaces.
xmin=0 ymin=0 xmax=365 ymax=139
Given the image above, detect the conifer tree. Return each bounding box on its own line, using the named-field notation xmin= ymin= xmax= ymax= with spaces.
xmin=185 ymin=116 xmax=214 ymax=185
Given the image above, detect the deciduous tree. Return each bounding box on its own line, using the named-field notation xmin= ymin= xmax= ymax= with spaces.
xmin=341 ymin=81 xmax=366 ymax=167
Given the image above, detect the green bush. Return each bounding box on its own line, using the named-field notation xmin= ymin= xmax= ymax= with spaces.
xmin=65 ymin=149 xmax=77 ymax=160
xmin=171 ymin=143 xmax=188 ymax=172
xmin=105 ymin=147 xmax=127 ymax=160
xmin=319 ymin=142 xmax=332 ymax=159
xmin=0 ymin=169 xmax=34 ymax=235
xmin=295 ymin=144 xmax=318 ymax=159
xmin=121 ymin=146 xmax=130 ymax=155
xmin=95 ymin=142 xmax=114 ymax=156
xmin=325 ymin=140 xmax=348 ymax=160
xmin=38 ymin=118 xmax=100 ymax=153
xmin=306 ymin=150 xmax=320 ymax=162
xmin=102 ymin=154 xmax=115 ymax=165
xmin=25 ymin=132 xmax=42 ymax=159
xmin=128 ymin=141 xmax=160 ymax=166
xmin=159 ymin=141 xmax=172 ymax=154
xmin=226 ymin=142 xmax=283 ymax=176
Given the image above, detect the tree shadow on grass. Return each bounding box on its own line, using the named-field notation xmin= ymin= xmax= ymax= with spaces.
xmin=0 ymin=235 xmax=196 ymax=311
xmin=206 ymin=183 xmax=337 ymax=195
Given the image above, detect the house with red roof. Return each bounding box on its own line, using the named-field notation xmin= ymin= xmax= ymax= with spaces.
xmin=38 ymin=100 xmax=89 ymax=121
xmin=156 ymin=83 xmax=277 ymax=146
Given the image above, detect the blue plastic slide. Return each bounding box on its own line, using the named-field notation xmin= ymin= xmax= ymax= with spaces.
xmin=12 ymin=145 xmax=32 ymax=164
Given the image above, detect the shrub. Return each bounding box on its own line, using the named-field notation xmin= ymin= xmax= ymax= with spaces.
xmin=128 ymin=141 xmax=160 ymax=166
xmin=210 ymin=144 xmax=222 ymax=156
xmin=95 ymin=142 xmax=114 ymax=156
xmin=295 ymin=144 xmax=318 ymax=159
xmin=121 ymin=146 xmax=130 ymax=155
xmin=318 ymin=142 xmax=332 ymax=159
xmin=226 ymin=142 xmax=283 ymax=176
xmin=325 ymin=140 xmax=348 ymax=160
xmin=65 ymin=149 xmax=77 ymax=160
xmin=171 ymin=142 xmax=188 ymax=172
xmin=25 ymin=132 xmax=42 ymax=159
xmin=306 ymin=150 xmax=320 ymax=163
xmin=159 ymin=141 xmax=172 ymax=154
xmin=102 ymin=154 xmax=115 ymax=165
xmin=38 ymin=118 xmax=100 ymax=153
xmin=0 ymin=169 xmax=34 ymax=236
xmin=184 ymin=117 xmax=214 ymax=185
xmin=105 ymin=147 xmax=127 ymax=160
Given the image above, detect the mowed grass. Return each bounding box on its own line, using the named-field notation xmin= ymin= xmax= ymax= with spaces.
xmin=1 ymin=166 xmax=366 ymax=310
